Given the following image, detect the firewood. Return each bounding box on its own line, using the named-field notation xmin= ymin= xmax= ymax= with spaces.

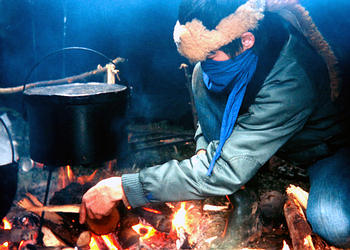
xmin=17 ymin=197 xmax=63 ymax=224
xmin=117 ymin=213 xmax=140 ymax=249
xmin=283 ymin=197 xmax=315 ymax=250
xmin=41 ymin=226 xmax=66 ymax=247
xmin=0 ymin=57 xmax=125 ymax=94
xmin=18 ymin=190 xmax=88 ymax=246
xmin=286 ymin=184 xmax=309 ymax=212
xmin=18 ymin=199 xmax=80 ymax=214
xmin=43 ymin=218 xmax=84 ymax=246
xmin=202 ymin=204 xmax=230 ymax=212
xmin=76 ymin=231 xmax=91 ymax=248
xmin=133 ymin=204 xmax=173 ymax=233
xmin=0 ymin=228 xmax=37 ymax=244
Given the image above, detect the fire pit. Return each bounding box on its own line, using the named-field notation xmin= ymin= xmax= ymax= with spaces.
xmin=1 ymin=121 xmax=341 ymax=250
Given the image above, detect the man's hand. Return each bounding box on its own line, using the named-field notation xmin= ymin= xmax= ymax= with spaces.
xmin=79 ymin=177 xmax=124 ymax=224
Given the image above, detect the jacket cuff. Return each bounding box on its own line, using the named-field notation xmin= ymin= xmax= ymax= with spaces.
xmin=121 ymin=173 xmax=149 ymax=208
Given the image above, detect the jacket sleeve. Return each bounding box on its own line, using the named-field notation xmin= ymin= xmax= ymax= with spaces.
xmin=122 ymin=60 xmax=317 ymax=208
xmin=194 ymin=122 xmax=209 ymax=153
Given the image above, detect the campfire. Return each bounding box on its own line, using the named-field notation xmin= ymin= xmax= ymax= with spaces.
xmin=0 ymin=124 xmax=346 ymax=250
xmin=1 ymin=158 xmax=347 ymax=250
xmin=1 ymin=162 xmax=233 ymax=249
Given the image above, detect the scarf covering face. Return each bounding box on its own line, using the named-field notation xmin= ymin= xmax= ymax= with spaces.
xmin=201 ymin=49 xmax=258 ymax=176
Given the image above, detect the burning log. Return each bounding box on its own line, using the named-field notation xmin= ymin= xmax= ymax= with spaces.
xmin=133 ymin=204 xmax=173 ymax=233
xmin=283 ymin=197 xmax=315 ymax=250
xmin=286 ymin=184 xmax=309 ymax=212
xmin=284 ymin=185 xmax=343 ymax=250
xmin=117 ymin=213 xmax=140 ymax=248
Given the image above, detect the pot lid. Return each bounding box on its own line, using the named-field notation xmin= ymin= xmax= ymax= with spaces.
xmin=24 ymin=82 xmax=127 ymax=97
xmin=23 ymin=82 xmax=128 ymax=105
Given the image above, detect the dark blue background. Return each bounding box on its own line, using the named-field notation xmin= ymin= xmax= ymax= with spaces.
xmin=0 ymin=0 xmax=349 ymax=124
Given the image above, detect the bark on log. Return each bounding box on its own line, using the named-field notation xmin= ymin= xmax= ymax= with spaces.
xmin=283 ymin=197 xmax=315 ymax=250
xmin=117 ymin=213 xmax=140 ymax=249
xmin=285 ymin=185 xmax=345 ymax=250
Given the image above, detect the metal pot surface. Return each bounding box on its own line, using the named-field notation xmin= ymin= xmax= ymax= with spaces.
xmin=0 ymin=115 xmax=18 ymax=220
xmin=24 ymin=82 xmax=128 ymax=167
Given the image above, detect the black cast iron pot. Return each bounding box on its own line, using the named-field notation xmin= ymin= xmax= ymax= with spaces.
xmin=23 ymin=82 xmax=128 ymax=167
xmin=0 ymin=117 xmax=18 ymax=220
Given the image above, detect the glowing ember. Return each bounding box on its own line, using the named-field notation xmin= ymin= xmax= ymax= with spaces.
xmin=142 ymin=207 xmax=162 ymax=214
xmin=132 ymin=223 xmax=157 ymax=239
xmin=282 ymin=240 xmax=290 ymax=250
xmin=1 ymin=218 xmax=12 ymax=230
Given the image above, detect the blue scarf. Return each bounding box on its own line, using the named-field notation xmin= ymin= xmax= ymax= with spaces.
xmin=201 ymin=49 xmax=258 ymax=176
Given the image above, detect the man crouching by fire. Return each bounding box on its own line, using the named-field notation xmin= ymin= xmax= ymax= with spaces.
xmin=80 ymin=0 xmax=350 ymax=247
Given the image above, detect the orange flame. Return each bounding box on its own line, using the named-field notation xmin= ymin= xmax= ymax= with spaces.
xmin=0 ymin=241 xmax=9 ymax=250
xmin=282 ymin=240 xmax=290 ymax=250
xmin=101 ymin=235 xmax=119 ymax=250
xmin=66 ymin=165 xmax=74 ymax=182
xmin=172 ymin=202 xmax=189 ymax=233
xmin=89 ymin=236 xmax=99 ymax=250
xmin=132 ymin=223 xmax=157 ymax=239
xmin=18 ymin=241 xmax=24 ymax=248
xmin=1 ymin=218 xmax=12 ymax=230
xmin=142 ymin=207 xmax=162 ymax=214
xmin=89 ymin=234 xmax=120 ymax=250
xmin=58 ymin=165 xmax=99 ymax=189
xmin=77 ymin=169 xmax=97 ymax=185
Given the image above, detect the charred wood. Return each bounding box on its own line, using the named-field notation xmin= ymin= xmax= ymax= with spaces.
xmin=0 ymin=228 xmax=37 ymax=244
xmin=117 ymin=212 xmax=140 ymax=249
xmin=133 ymin=204 xmax=173 ymax=233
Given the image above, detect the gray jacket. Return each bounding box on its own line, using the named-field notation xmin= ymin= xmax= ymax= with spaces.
xmin=122 ymin=28 xmax=345 ymax=208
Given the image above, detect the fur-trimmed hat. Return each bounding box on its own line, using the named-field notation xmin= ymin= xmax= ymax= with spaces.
xmin=174 ymin=0 xmax=341 ymax=100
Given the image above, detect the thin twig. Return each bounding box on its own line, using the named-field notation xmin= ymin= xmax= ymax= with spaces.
xmin=0 ymin=57 xmax=125 ymax=94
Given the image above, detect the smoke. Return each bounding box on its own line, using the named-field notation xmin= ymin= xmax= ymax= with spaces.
xmin=1 ymin=0 xmax=349 ymax=121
